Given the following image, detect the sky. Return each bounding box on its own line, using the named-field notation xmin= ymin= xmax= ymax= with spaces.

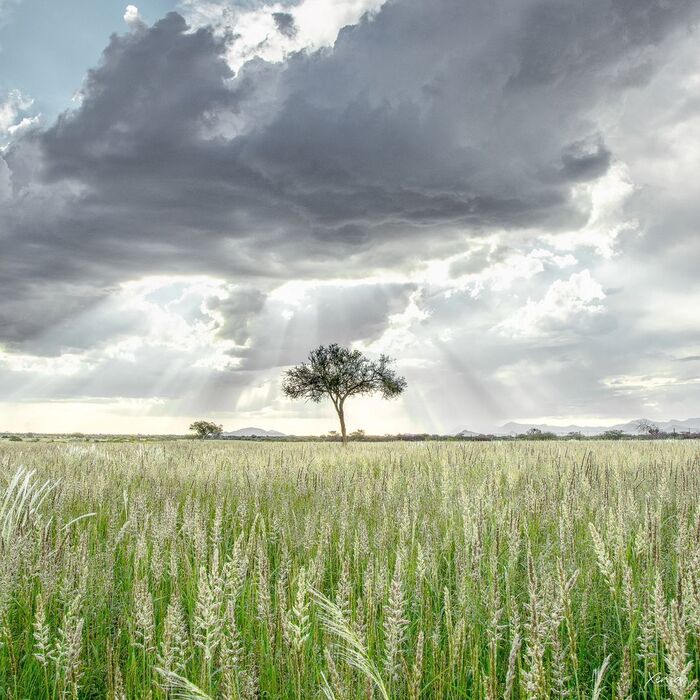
xmin=1 ymin=0 xmax=700 ymax=435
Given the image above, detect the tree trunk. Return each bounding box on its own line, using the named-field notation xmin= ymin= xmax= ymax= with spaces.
xmin=337 ymin=403 xmax=347 ymax=446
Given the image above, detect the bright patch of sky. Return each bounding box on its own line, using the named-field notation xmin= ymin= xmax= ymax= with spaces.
xmin=0 ymin=0 xmax=176 ymax=123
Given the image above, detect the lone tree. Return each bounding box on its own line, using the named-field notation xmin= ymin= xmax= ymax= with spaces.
xmin=282 ymin=344 xmax=406 ymax=445
xmin=189 ymin=420 xmax=223 ymax=439
xmin=636 ymin=419 xmax=661 ymax=438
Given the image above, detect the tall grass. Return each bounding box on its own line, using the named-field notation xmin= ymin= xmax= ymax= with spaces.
xmin=0 ymin=439 xmax=698 ymax=698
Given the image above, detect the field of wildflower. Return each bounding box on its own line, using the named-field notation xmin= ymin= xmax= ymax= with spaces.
xmin=0 ymin=439 xmax=698 ymax=699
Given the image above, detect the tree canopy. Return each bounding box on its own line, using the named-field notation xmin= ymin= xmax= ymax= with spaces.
xmin=282 ymin=344 xmax=406 ymax=444
xmin=189 ymin=420 xmax=223 ymax=439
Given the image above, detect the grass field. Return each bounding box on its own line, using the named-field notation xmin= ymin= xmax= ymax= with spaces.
xmin=0 ymin=440 xmax=698 ymax=699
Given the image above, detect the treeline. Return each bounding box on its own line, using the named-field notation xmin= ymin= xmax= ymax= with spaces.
xmin=218 ymin=428 xmax=700 ymax=442
xmin=4 ymin=428 xmax=700 ymax=443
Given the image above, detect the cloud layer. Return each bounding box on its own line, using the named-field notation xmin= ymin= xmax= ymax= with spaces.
xmin=1 ymin=0 xmax=700 ymax=432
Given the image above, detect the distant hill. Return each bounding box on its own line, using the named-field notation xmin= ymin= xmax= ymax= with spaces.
xmin=660 ymin=418 xmax=700 ymax=432
xmin=452 ymin=418 xmax=700 ymax=437
xmin=222 ymin=427 xmax=286 ymax=437
xmin=497 ymin=421 xmax=616 ymax=436
xmin=455 ymin=429 xmax=482 ymax=437
xmin=494 ymin=418 xmax=700 ymax=436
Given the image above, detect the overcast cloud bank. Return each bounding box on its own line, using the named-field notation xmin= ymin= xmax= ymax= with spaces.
xmin=1 ymin=0 xmax=700 ymax=433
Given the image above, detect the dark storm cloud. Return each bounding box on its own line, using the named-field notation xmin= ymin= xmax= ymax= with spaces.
xmin=0 ymin=283 xmax=145 ymax=356
xmin=231 ymin=282 xmax=417 ymax=370
xmin=561 ymin=135 xmax=612 ymax=182
xmin=272 ymin=12 xmax=297 ymax=37
xmin=40 ymin=13 xmax=234 ymax=176
xmin=1 ymin=0 xmax=699 ymax=350
xmin=207 ymin=286 xmax=266 ymax=344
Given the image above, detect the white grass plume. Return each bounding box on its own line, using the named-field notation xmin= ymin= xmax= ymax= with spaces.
xmin=155 ymin=667 xmax=213 ymax=699
xmin=0 ymin=467 xmax=56 ymax=548
xmin=311 ymin=587 xmax=391 ymax=700
xmin=591 ymin=655 xmax=611 ymax=700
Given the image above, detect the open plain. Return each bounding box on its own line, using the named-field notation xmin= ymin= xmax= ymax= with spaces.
xmin=0 ymin=440 xmax=698 ymax=698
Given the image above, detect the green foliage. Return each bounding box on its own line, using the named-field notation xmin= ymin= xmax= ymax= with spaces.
xmin=282 ymin=344 xmax=406 ymax=443
xmin=0 ymin=439 xmax=697 ymax=698
xmin=519 ymin=427 xmax=558 ymax=440
xmin=282 ymin=344 xmax=406 ymax=403
xmin=188 ymin=420 xmax=223 ymax=439
xmin=601 ymin=429 xmax=627 ymax=440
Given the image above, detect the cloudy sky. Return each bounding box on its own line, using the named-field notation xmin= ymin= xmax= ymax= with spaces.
xmin=1 ymin=0 xmax=699 ymax=435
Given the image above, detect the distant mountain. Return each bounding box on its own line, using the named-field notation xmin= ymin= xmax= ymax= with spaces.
xmin=497 ymin=421 xmax=613 ymax=436
xmin=491 ymin=418 xmax=700 ymax=436
xmin=222 ymin=427 xmax=286 ymax=437
xmin=659 ymin=418 xmax=700 ymax=432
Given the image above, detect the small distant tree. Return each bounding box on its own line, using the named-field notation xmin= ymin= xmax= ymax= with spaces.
xmin=350 ymin=428 xmax=366 ymax=441
xmin=522 ymin=427 xmax=557 ymax=441
xmin=636 ymin=419 xmax=661 ymax=438
xmin=189 ymin=420 xmax=223 ymax=439
xmin=282 ymin=344 xmax=406 ymax=445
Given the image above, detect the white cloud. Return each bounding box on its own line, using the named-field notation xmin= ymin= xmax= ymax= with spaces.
xmin=114 ymin=275 xmax=237 ymax=362
xmin=7 ymin=114 xmax=40 ymax=136
xmin=545 ymin=163 xmax=638 ymax=258
xmin=292 ymin=0 xmax=383 ymax=47
xmin=0 ymin=155 xmax=10 ymax=201
xmin=0 ymin=89 xmax=36 ymax=136
xmin=602 ymin=375 xmax=700 ymax=393
xmin=179 ymin=0 xmax=385 ymax=72
xmin=467 ymin=252 xmax=545 ymax=296
xmin=433 ymin=243 xmax=579 ymax=300
xmin=359 ymin=288 xmax=429 ymax=356
xmin=123 ymin=5 xmax=145 ymax=30
xmin=0 ymin=275 xmax=240 ymax=388
xmin=495 ymin=270 xmax=606 ymax=338
xmin=529 ymin=249 xmax=578 ymax=269
xmin=0 ymin=351 xmax=93 ymax=376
